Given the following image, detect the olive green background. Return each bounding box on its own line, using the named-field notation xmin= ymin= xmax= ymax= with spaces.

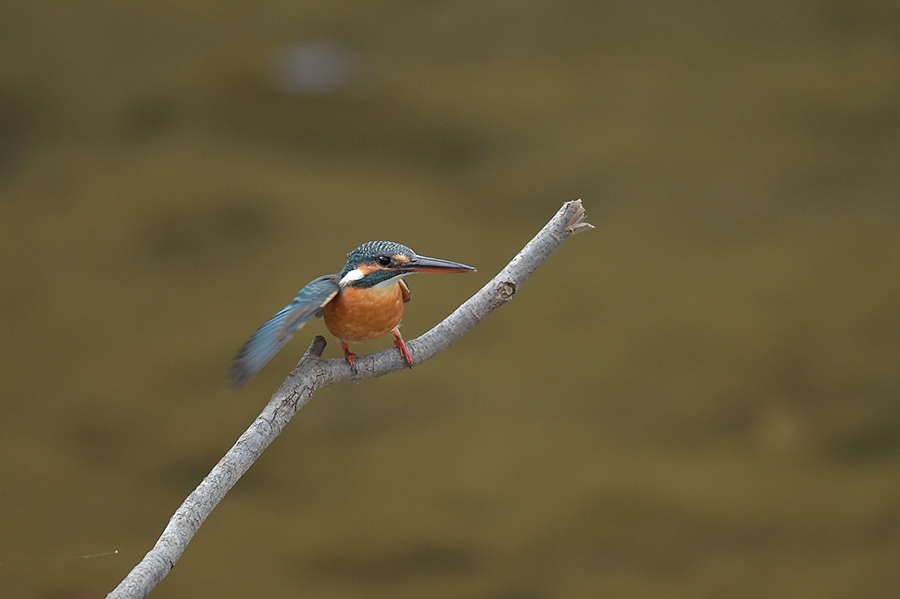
xmin=2 ymin=1 xmax=899 ymax=598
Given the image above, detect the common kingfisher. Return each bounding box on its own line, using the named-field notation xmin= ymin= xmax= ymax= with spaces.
xmin=230 ymin=241 xmax=476 ymax=387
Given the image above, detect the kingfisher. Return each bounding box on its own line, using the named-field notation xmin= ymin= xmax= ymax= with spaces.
xmin=230 ymin=240 xmax=476 ymax=387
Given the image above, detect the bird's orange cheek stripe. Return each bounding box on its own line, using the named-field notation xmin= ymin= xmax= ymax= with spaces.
xmin=322 ymin=284 xmax=405 ymax=342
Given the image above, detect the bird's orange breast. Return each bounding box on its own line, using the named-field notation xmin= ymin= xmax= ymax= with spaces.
xmin=322 ymin=281 xmax=406 ymax=342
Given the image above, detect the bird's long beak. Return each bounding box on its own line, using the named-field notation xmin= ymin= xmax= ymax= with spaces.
xmin=396 ymin=255 xmax=476 ymax=274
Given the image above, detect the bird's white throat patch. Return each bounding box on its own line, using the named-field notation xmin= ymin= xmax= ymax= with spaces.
xmin=372 ymin=276 xmax=401 ymax=290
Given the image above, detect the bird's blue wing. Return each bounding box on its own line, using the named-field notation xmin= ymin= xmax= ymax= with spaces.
xmin=230 ymin=275 xmax=340 ymax=388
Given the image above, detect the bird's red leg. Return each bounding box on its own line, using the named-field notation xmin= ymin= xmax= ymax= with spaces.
xmin=339 ymin=341 xmax=358 ymax=370
xmin=392 ymin=328 xmax=414 ymax=367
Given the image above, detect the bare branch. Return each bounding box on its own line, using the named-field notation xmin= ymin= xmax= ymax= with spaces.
xmin=106 ymin=200 xmax=592 ymax=599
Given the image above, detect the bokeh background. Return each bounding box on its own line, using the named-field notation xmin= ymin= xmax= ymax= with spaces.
xmin=2 ymin=1 xmax=899 ymax=597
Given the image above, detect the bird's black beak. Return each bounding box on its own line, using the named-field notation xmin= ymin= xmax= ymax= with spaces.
xmin=395 ymin=255 xmax=476 ymax=274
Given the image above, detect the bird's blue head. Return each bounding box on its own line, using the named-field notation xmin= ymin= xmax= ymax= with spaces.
xmin=338 ymin=241 xmax=475 ymax=288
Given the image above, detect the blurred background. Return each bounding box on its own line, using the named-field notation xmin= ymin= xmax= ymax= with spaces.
xmin=2 ymin=1 xmax=899 ymax=598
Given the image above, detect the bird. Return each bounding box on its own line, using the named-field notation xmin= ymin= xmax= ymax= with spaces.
xmin=230 ymin=240 xmax=476 ymax=387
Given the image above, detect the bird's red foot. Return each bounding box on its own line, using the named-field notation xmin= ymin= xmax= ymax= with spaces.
xmin=392 ymin=328 xmax=414 ymax=368
xmin=340 ymin=341 xmax=358 ymax=371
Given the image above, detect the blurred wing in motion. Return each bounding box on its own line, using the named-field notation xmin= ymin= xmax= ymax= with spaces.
xmin=230 ymin=275 xmax=340 ymax=388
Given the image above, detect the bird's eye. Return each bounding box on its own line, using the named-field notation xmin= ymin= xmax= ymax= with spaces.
xmin=376 ymin=255 xmax=391 ymax=266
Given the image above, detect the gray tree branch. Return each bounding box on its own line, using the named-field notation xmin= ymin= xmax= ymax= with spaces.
xmin=106 ymin=200 xmax=593 ymax=599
